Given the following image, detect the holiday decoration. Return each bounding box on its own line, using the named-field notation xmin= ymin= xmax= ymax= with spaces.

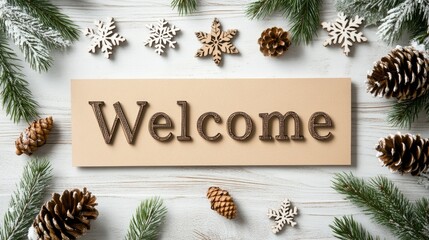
xmin=268 ymin=199 xmax=298 ymax=234
xmin=15 ymin=116 xmax=53 ymax=155
xmin=247 ymin=0 xmax=320 ymax=44
xmin=125 ymin=197 xmax=167 ymax=240
xmin=171 ymin=0 xmax=197 ymax=15
xmin=321 ymin=13 xmax=367 ymax=56
xmin=375 ymin=133 xmax=429 ymax=176
xmin=195 ymin=18 xmax=239 ymax=65
xmin=144 ymin=19 xmax=180 ymax=55
xmin=0 ymin=0 xmax=78 ymax=123
xmin=206 ymin=186 xmax=237 ymax=219
xmin=367 ymin=46 xmax=429 ymax=101
xmin=83 ymin=17 xmax=126 ymax=59
xmin=29 ymin=188 xmax=98 ymax=240
xmin=336 ymin=0 xmax=429 ymax=48
xmin=0 ymin=158 xmax=52 ymax=240
xmin=258 ymin=27 xmax=291 ymax=57
xmin=331 ymin=172 xmax=429 ymax=240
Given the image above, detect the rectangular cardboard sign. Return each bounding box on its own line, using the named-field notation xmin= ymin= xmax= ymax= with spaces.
xmin=71 ymin=79 xmax=351 ymax=166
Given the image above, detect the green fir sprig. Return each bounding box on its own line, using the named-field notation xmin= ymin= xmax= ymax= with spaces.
xmin=125 ymin=197 xmax=167 ymax=240
xmin=0 ymin=1 xmax=78 ymax=123
xmin=171 ymin=0 xmax=198 ymax=15
xmin=246 ymin=0 xmax=321 ymax=45
xmin=387 ymin=92 xmax=429 ymax=128
xmin=331 ymin=216 xmax=381 ymax=240
xmin=0 ymin=158 xmax=52 ymax=240
xmin=335 ymin=0 xmax=429 ymax=48
xmin=331 ymin=172 xmax=429 ymax=240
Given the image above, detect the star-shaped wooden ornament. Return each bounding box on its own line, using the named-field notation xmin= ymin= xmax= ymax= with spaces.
xmin=195 ymin=18 xmax=239 ymax=65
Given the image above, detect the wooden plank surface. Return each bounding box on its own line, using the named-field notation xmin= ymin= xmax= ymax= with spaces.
xmin=0 ymin=0 xmax=426 ymax=239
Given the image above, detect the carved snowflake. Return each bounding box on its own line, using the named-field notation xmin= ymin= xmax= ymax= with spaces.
xmin=144 ymin=19 xmax=180 ymax=55
xmin=195 ymin=18 xmax=239 ymax=65
xmin=268 ymin=199 xmax=298 ymax=234
xmin=322 ymin=13 xmax=367 ymax=56
xmin=83 ymin=17 xmax=126 ymax=59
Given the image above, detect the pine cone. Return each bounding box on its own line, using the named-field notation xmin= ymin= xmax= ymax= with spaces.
xmin=258 ymin=27 xmax=291 ymax=57
xmin=15 ymin=116 xmax=53 ymax=155
xmin=366 ymin=46 xmax=429 ymax=100
xmin=375 ymin=133 xmax=429 ymax=176
xmin=207 ymin=186 xmax=237 ymax=219
xmin=30 ymin=188 xmax=98 ymax=240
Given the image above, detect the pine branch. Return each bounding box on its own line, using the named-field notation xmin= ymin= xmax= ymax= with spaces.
xmin=333 ymin=173 xmax=429 ymax=240
xmin=0 ymin=30 xmax=38 ymax=123
xmin=246 ymin=0 xmax=321 ymax=45
xmin=387 ymin=92 xmax=429 ymax=128
xmin=377 ymin=0 xmax=428 ymax=45
xmin=330 ymin=216 xmax=380 ymax=240
xmin=172 ymin=0 xmax=197 ymax=15
xmin=6 ymin=0 xmax=80 ymax=41
xmin=335 ymin=0 xmax=402 ymax=26
xmin=125 ymin=197 xmax=167 ymax=240
xmin=0 ymin=158 xmax=52 ymax=240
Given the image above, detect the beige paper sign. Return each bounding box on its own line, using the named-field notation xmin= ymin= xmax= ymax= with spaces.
xmin=71 ymin=79 xmax=351 ymax=167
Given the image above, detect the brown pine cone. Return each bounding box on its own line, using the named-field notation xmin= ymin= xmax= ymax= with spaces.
xmin=30 ymin=188 xmax=98 ymax=240
xmin=366 ymin=46 xmax=429 ymax=101
xmin=207 ymin=186 xmax=237 ymax=219
xmin=375 ymin=133 xmax=429 ymax=176
xmin=15 ymin=116 xmax=53 ymax=155
xmin=258 ymin=27 xmax=291 ymax=57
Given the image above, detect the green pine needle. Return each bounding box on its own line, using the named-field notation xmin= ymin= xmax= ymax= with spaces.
xmin=246 ymin=0 xmax=321 ymax=45
xmin=0 ymin=31 xmax=38 ymax=123
xmin=172 ymin=0 xmax=197 ymax=15
xmin=332 ymin=172 xmax=429 ymax=240
xmin=125 ymin=197 xmax=167 ymax=240
xmin=0 ymin=158 xmax=52 ymax=240
xmin=330 ymin=216 xmax=380 ymax=240
xmin=7 ymin=0 xmax=80 ymax=41
xmin=387 ymin=92 xmax=429 ymax=128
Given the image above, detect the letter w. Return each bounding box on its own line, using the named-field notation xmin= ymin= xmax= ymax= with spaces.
xmin=88 ymin=101 xmax=148 ymax=144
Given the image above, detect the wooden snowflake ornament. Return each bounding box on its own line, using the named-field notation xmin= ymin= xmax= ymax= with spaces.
xmin=268 ymin=199 xmax=298 ymax=234
xmin=83 ymin=17 xmax=126 ymax=59
xmin=321 ymin=13 xmax=367 ymax=56
xmin=144 ymin=19 xmax=180 ymax=55
xmin=195 ymin=18 xmax=239 ymax=65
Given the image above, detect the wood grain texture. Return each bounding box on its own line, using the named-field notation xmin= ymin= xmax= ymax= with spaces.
xmin=0 ymin=0 xmax=426 ymax=239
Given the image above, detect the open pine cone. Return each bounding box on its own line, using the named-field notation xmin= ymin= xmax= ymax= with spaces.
xmin=15 ymin=116 xmax=53 ymax=155
xmin=258 ymin=27 xmax=291 ymax=57
xmin=29 ymin=188 xmax=98 ymax=240
xmin=375 ymin=133 xmax=429 ymax=176
xmin=366 ymin=46 xmax=429 ymax=101
xmin=207 ymin=186 xmax=237 ymax=219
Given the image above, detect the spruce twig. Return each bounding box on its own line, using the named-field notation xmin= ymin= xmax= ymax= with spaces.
xmin=332 ymin=172 xmax=429 ymax=240
xmin=0 ymin=31 xmax=38 ymax=123
xmin=246 ymin=0 xmax=321 ymax=45
xmin=330 ymin=216 xmax=381 ymax=240
xmin=0 ymin=158 xmax=52 ymax=240
xmin=172 ymin=0 xmax=197 ymax=15
xmin=125 ymin=197 xmax=167 ymax=240
xmin=387 ymin=92 xmax=429 ymax=128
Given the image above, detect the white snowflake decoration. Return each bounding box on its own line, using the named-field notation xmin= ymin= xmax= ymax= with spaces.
xmin=268 ymin=199 xmax=298 ymax=234
xmin=83 ymin=17 xmax=126 ymax=59
xmin=144 ymin=19 xmax=180 ymax=55
xmin=322 ymin=12 xmax=367 ymax=56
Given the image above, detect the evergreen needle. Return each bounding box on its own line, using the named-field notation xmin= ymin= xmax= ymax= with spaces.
xmin=172 ymin=0 xmax=197 ymax=15
xmin=125 ymin=197 xmax=167 ymax=240
xmin=330 ymin=216 xmax=381 ymax=240
xmin=387 ymin=92 xmax=429 ymax=128
xmin=0 ymin=158 xmax=52 ymax=240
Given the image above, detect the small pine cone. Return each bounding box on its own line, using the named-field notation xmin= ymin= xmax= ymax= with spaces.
xmin=30 ymin=188 xmax=98 ymax=240
xmin=207 ymin=186 xmax=237 ymax=219
xmin=366 ymin=46 xmax=429 ymax=100
xmin=258 ymin=27 xmax=291 ymax=57
xmin=375 ymin=133 xmax=429 ymax=176
xmin=15 ymin=116 xmax=53 ymax=155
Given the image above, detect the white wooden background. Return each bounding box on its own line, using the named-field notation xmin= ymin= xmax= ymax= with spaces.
xmin=0 ymin=0 xmax=427 ymax=239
